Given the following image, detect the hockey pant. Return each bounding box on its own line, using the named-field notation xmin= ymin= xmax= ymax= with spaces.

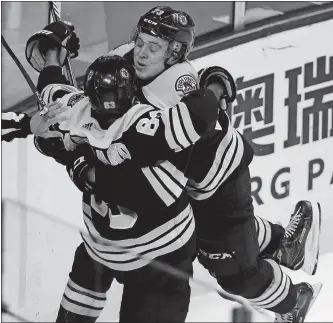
xmin=56 ymin=234 xmax=196 ymax=323
xmin=196 ymin=169 xmax=296 ymax=314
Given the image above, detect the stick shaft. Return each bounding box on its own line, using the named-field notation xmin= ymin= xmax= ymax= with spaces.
xmin=1 ymin=35 xmax=46 ymax=109
xmin=49 ymin=1 xmax=77 ymax=87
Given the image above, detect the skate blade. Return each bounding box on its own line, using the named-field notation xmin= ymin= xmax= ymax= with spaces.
xmin=302 ymin=202 xmax=321 ymax=275
xmin=307 ymin=282 xmax=323 ymax=314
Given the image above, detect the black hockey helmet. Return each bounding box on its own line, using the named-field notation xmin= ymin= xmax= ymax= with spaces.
xmin=84 ymin=55 xmax=136 ymax=116
xmin=133 ymin=6 xmax=195 ymax=65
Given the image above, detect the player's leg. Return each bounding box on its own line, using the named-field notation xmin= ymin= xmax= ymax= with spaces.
xmin=118 ymin=232 xmax=196 ymax=323
xmin=196 ymin=169 xmax=321 ymax=321
xmin=56 ymin=242 xmax=114 ymax=322
xmin=255 ymin=200 xmax=322 ymax=275
xmin=198 ymin=216 xmax=321 ymax=322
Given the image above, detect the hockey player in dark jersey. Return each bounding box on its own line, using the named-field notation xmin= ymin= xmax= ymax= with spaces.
xmin=187 ymin=67 xmax=322 ymax=322
xmin=32 ymin=50 xmax=218 ymax=322
xmin=102 ymin=8 xmax=322 ymax=322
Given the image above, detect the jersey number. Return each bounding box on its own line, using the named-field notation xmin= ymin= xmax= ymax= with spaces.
xmin=136 ymin=111 xmax=161 ymax=136
xmin=151 ymin=8 xmax=164 ymax=16
xmin=91 ymin=195 xmax=137 ymax=230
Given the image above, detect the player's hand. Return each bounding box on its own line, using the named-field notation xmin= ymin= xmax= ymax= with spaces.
xmin=30 ymin=101 xmax=70 ymax=139
xmin=66 ymin=155 xmax=95 ymax=193
xmin=25 ymin=21 xmax=80 ymax=72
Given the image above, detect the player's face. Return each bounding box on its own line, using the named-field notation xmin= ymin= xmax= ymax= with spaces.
xmin=133 ymin=33 xmax=169 ymax=80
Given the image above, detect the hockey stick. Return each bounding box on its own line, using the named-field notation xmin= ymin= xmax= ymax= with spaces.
xmin=1 ymin=35 xmax=47 ymax=111
xmin=2 ymin=198 xmax=272 ymax=321
xmin=48 ymin=1 xmax=77 ymax=87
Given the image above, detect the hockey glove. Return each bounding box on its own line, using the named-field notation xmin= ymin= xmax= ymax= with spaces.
xmin=198 ymin=66 xmax=236 ymax=110
xmin=66 ymin=155 xmax=95 ymax=194
xmin=25 ymin=21 xmax=80 ymax=72
xmin=1 ymin=112 xmax=31 ymax=142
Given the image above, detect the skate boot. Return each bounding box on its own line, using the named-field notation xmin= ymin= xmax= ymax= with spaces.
xmin=272 ymin=201 xmax=321 ymax=275
xmin=274 ymin=282 xmax=322 ymax=322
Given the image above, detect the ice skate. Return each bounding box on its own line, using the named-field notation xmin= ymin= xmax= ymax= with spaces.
xmin=272 ymin=201 xmax=321 ymax=275
xmin=274 ymin=282 xmax=322 ymax=322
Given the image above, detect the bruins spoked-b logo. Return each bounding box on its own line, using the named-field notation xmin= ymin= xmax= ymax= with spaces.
xmin=120 ymin=68 xmax=129 ymax=79
xmin=175 ymin=75 xmax=198 ymax=94
xmin=178 ymin=14 xmax=188 ymax=26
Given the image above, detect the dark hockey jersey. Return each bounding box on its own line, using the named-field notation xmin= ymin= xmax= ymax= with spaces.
xmin=186 ymin=110 xmax=254 ymax=200
xmin=110 ymin=44 xmax=254 ymax=199
xmin=36 ymin=66 xmax=218 ymax=271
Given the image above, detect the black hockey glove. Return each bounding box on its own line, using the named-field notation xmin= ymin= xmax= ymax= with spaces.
xmin=66 ymin=155 xmax=95 ymax=194
xmin=1 ymin=112 xmax=31 ymax=142
xmin=25 ymin=21 xmax=80 ymax=72
xmin=198 ymin=66 xmax=236 ymax=110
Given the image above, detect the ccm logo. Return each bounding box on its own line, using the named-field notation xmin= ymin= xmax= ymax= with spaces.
xmin=144 ymin=18 xmax=157 ymax=26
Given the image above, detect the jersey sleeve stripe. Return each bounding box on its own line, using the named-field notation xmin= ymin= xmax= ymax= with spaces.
xmin=149 ymin=166 xmax=178 ymax=199
xmin=175 ymin=104 xmax=193 ymax=144
xmin=161 ymin=107 xmax=183 ymax=152
xmin=153 ymin=167 xmax=183 ymax=200
xmin=189 ymin=134 xmax=238 ymax=194
xmin=157 ymin=161 xmax=188 ymax=189
xmin=194 ymin=123 xmax=233 ymax=188
xmin=41 ymin=84 xmax=80 ymax=104
xmin=141 ymin=167 xmax=176 ymax=206
xmin=171 ymin=107 xmax=192 ymax=149
xmin=178 ymin=102 xmax=200 ymax=144
xmin=169 ymin=107 xmax=186 ymax=150
xmin=187 ymin=129 xmax=245 ymax=200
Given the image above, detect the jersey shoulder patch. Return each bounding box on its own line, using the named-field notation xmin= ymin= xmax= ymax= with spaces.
xmin=175 ymin=74 xmax=197 ymax=95
xmin=141 ymin=61 xmax=199 ymax=110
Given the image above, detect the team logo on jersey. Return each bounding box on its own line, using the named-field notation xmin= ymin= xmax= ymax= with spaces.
xmin=175 ymin=75 xmax=198 ymax=94
xmin=68 ymin=93 xmax=85 ymax=107
xmin=120 ymin=68 xmax=129 ymax=79
xmin=107 ymin=143 xmax=131 ymax=166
